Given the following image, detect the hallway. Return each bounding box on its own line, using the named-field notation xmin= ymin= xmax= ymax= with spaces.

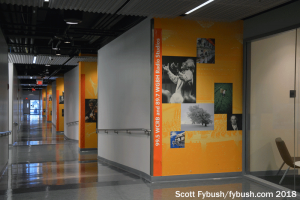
xmin=0 ymin=115 xmax=290 ymax=199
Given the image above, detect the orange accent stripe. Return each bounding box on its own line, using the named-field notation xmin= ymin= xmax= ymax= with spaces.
xmin=153 ymin=28 xmax=162 ymax=176
xmin=56 ymin=90 xmax=59 ymax=131
xmin=80 ymin=74 xmax=85 ymax=148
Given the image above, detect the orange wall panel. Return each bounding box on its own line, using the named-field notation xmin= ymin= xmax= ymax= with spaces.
xmin=79 ymin=62 xmax=98 ymax=149
xmin=154 ymin=18 xmax=243 ymax=176
xmin=46 ymin=85 xmax=52 ymax=121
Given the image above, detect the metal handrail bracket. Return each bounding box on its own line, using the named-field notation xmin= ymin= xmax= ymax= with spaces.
xmin=0 ymin=131 xmax=12 ymax=137
xmin=96 ymin=129 xmax=151 ymax=135
xmin=66 ymin=121 xmax=79 ymax=126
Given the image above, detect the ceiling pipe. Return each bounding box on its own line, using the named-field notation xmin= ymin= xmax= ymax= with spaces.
xmin=24 ymin=38 xmax=28 ymax=53
xmin=30 ymin=38 xmax=34 ymax=53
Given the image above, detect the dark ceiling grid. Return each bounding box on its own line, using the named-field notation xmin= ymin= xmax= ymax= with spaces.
xmin=0 ymin=0 xmax=294 ymax=90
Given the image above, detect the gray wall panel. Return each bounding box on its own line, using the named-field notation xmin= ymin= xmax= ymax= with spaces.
xmin=244 ymin=1 xmax=300 ymax=40
xmin=97 ymin=18 xmax=151 ymax=175
xmin=64 ymin=66 xmax=79 ymax=140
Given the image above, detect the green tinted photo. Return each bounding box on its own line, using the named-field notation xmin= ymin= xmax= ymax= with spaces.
xmin=214 ymin=83 xmax=232 ymax=114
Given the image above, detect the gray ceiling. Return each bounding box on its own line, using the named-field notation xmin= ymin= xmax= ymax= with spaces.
xmin=0 ymin=0 xmax=292 ymax=21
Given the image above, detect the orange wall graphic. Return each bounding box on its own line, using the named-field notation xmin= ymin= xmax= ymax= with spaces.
xmin=79 ymin=61 xmax=98 ymax=149
xmin=56 ymin=77 xmax=64 ymax=132
xmin=47 ymin=85 xmax=52 ymax=121
xmin=153 ymin=28 xmax=162 ymax=176
xmin=154 ymin=18 xmax=243 ymax=176
xmin=42 ymin=88 xmax=46 ymax=116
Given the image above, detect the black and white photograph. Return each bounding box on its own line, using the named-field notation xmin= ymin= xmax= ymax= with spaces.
xmin=227 ymin=114 xmax=242 ymax=131
xmin=49 ymin=95 xmax=52 ymax=101
xmin=214 ymin=83 xmax=232 ymax=114
xmin=181 ymin=103 xmax=214 ymax=131
xmin=85 ymin=99 xmax=97 ymax=123
xmin=59 ymin=92 xmax=64 ymax=104
xmin=62 ymin=109 xmax=64 ymax=117
xmin=162 ymin=56 xmax=196 ymax=103
xmin=170 ymin=131 xmax=185 ymax=148
xmin=197 ymin=38 xmax=215 ymax=64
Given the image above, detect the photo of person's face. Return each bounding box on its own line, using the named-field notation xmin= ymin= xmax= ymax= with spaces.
xmin=231 ymin=115 xmax=237 ymax=125
xmin=89 ymin=103 xmax=94 ymax=110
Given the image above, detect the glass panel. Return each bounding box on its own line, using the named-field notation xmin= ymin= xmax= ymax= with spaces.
xmin=30 ymin=109 xmax=40 ymax=115
xmin=249 ymin=29 xmax=296 ymax=191
xmin=30 ymin=100 xmax=39 ymax=115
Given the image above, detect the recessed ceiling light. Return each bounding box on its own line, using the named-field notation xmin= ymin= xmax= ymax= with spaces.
xmin=56 ymin=50 xmax=61 ymax=56
xmin=185 ymin=0 xmax=214 ymax=15
xmin=44 ymin=0 xmax=49 ymax=2
xmin=30 ymin=76 xmax=32 ymax=79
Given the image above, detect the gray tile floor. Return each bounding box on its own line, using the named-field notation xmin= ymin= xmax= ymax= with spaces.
xmin=0 ymin=115 xmax=296 ymax=199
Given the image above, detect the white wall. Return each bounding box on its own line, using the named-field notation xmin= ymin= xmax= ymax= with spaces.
xmin=250 ymin=30 xmax=296 ymax=172
xmin=52 ymin=81 xmax=56 ymax=126
xmin=8 ymin=63 xmax=21 ymax=145
xmin=97 ymin=18 xmax=151 ymax=175
xmin=64 ymin=66 xmax=79 ymax=140
xmin=8 ymin=63 xmax=13 ymax=144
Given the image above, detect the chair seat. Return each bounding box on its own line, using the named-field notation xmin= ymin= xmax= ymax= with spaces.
xmin=295 ymin=161 xmax=300 ymax=167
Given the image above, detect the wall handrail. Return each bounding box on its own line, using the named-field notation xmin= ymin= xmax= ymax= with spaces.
xmin=66 ymin=121 xmax=79 ymax=126
xmin=96 ymin=129 xmax=151 ymax=135
xmin=0 ymin=131 xmax=11 ymax=137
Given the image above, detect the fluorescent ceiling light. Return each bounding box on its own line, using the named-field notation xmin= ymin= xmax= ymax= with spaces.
xmin=66 ymin=22 xmax=79 ymax=25
xmin=185 ymin=0 xmax=214 ymax=15
xmin=44 ymin=0 xmax=49 ymax=2
xmin=33 ymin=56 xmax=36 ymax=64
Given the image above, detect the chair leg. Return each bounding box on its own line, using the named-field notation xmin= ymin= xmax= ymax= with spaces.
xmin=279 ymin=167 xmax=290 ymax=185
xmin=277 ymin=162 xmax=285 ymax=175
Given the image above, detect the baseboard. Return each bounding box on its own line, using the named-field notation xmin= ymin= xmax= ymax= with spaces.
xmin=64 ymin=134 xmax=78 ymax=141
xmin=80 ymin=148 xmax=97 ymax=151
xmin=244 ymin=175 xmax=300 ymax=199
xmin=151 ymin=172 xmax=243 ymax=182
xmin=98 ymin=156 xmax=151 ymax=182
xmin=97 ymin=156 xmax=241 ymax=183
xmin=0 ymin=162 xmax=8 ymax=180
xmin=250 ymin=169 xmax=297 ymax=176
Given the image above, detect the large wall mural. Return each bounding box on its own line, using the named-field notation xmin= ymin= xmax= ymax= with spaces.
xmin=153 ymin=18 xmax=243 ymax=176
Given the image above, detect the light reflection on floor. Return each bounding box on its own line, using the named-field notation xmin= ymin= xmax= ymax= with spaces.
xmin=0 ymin=115 xmax=290 ymax=199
